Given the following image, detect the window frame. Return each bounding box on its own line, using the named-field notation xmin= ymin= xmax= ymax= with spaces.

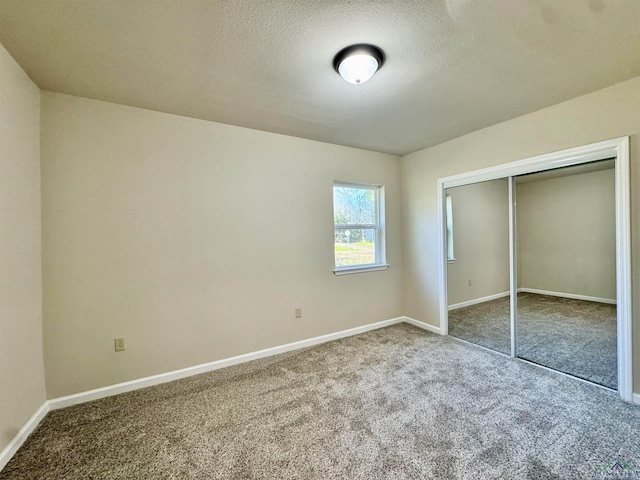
xmin=332 ymin=181 xmax=388 ymax=275
xmin=445 ymin=194 xmax=455 ymax=262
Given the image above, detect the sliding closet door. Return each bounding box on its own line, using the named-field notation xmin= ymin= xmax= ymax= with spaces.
xmin=515 ymin=160 xmax=617 ymax=389
xmin=446 ymin=179 xmax=511 ymax=354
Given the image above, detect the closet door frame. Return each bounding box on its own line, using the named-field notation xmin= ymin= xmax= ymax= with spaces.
xmin=437 ymin=137 xmax=632 ymax=402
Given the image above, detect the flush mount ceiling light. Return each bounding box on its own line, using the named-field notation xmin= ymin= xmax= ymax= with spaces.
xmin=333 ymin=44 xmax=385 ymax=85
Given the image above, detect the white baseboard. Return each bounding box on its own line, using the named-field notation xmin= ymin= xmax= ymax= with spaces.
xmin=403 ymin=316 xmax=442 ymax=335
xmin=633 ymin=393 xmax=640 ymax=405
xmin=11 ymin=313 xmax=627 ymax=472
xmin=0 ymin=402 xmax=49 ymax=472
xmin=2 ymin=316 xmax=408 ymax=469
xmin=48 ymin=316 xmax=406 ymax=411
xmin=448 ymin=289 xmax=616 ymax=311
xmin=518 ymin=288 xmax=616 ymax=305
xmin=448 ymin=291 xmax=510 ymax=311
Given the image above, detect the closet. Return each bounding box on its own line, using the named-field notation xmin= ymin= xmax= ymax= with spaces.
xmin=438 ymin=138 xmax=632 ymax=401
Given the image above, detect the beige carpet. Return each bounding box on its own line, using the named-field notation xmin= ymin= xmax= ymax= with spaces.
xmin=2 ymin=323 xmax=640 ymax=479
xmin=449 ymin=292 xmax=617 ymax=389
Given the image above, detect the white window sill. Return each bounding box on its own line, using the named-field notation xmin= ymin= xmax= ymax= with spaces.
xmin=333 ymin=264 xmax=390 ymax=276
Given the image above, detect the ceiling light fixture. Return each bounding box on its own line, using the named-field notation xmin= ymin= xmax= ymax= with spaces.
xmin=333 ymin=44 xmax=385 ymax=85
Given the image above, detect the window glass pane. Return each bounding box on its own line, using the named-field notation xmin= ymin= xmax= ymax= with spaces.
xmin=446 ymin=195 xmax=454 ymax=260
xmin=333 ymin=187 xmax=376 ymax=225
xmin=334 ymin=228 xmax=376 ymax=267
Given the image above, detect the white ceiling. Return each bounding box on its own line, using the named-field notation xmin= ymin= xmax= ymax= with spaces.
xmin=1 ymin=1 xmax=640 ymax=156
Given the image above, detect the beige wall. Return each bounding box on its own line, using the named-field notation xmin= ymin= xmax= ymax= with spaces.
xmin=401 ymin=74 xmax=640 ymax=395
xmin=0 ymin=45 xmax=46 ymax=452
xmin=447 ymin=179 xmax=509 ymax=306
xmin=517 ymin=168 xmax=616 ymax=300
xmin=40 ymin=92 xmax=402 ymax=398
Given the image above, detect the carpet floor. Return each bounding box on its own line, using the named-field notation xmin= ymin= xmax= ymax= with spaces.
xmin=448 ymin=292 xmax=617 ymax=389
xmin=2 ymin=323 xmax=639 ymax=479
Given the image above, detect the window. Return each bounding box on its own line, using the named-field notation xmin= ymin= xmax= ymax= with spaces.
xmin=333 ymin=182 xmax=387 ymax=274
xmin=446 ymin=194 xmax=455 ymax=261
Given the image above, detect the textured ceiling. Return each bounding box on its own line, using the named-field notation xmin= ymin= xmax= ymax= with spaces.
xmin=1 ymin=1 xmax=640 ymax=155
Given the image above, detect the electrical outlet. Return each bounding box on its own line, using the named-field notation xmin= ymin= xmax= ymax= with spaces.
xmin=295 ymin=307 xmax=302 ymax=318
xmin=114 ymin=337 xmax=126 ymax=352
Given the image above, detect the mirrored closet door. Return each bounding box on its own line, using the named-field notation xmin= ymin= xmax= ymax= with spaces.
xmin=439 ymin=137 xmax=631 ymax=401
xmin=446 ymin=178 xmax=511 ymax=355
xmin=514 ymin=159 xmax=617 ymax=389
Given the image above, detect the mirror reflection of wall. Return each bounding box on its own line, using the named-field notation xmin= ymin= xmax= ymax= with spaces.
xmin=447 ymin=178 xmax=510 ymax=354
xmin=515 ymin=159 xmax=617 ymax=389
